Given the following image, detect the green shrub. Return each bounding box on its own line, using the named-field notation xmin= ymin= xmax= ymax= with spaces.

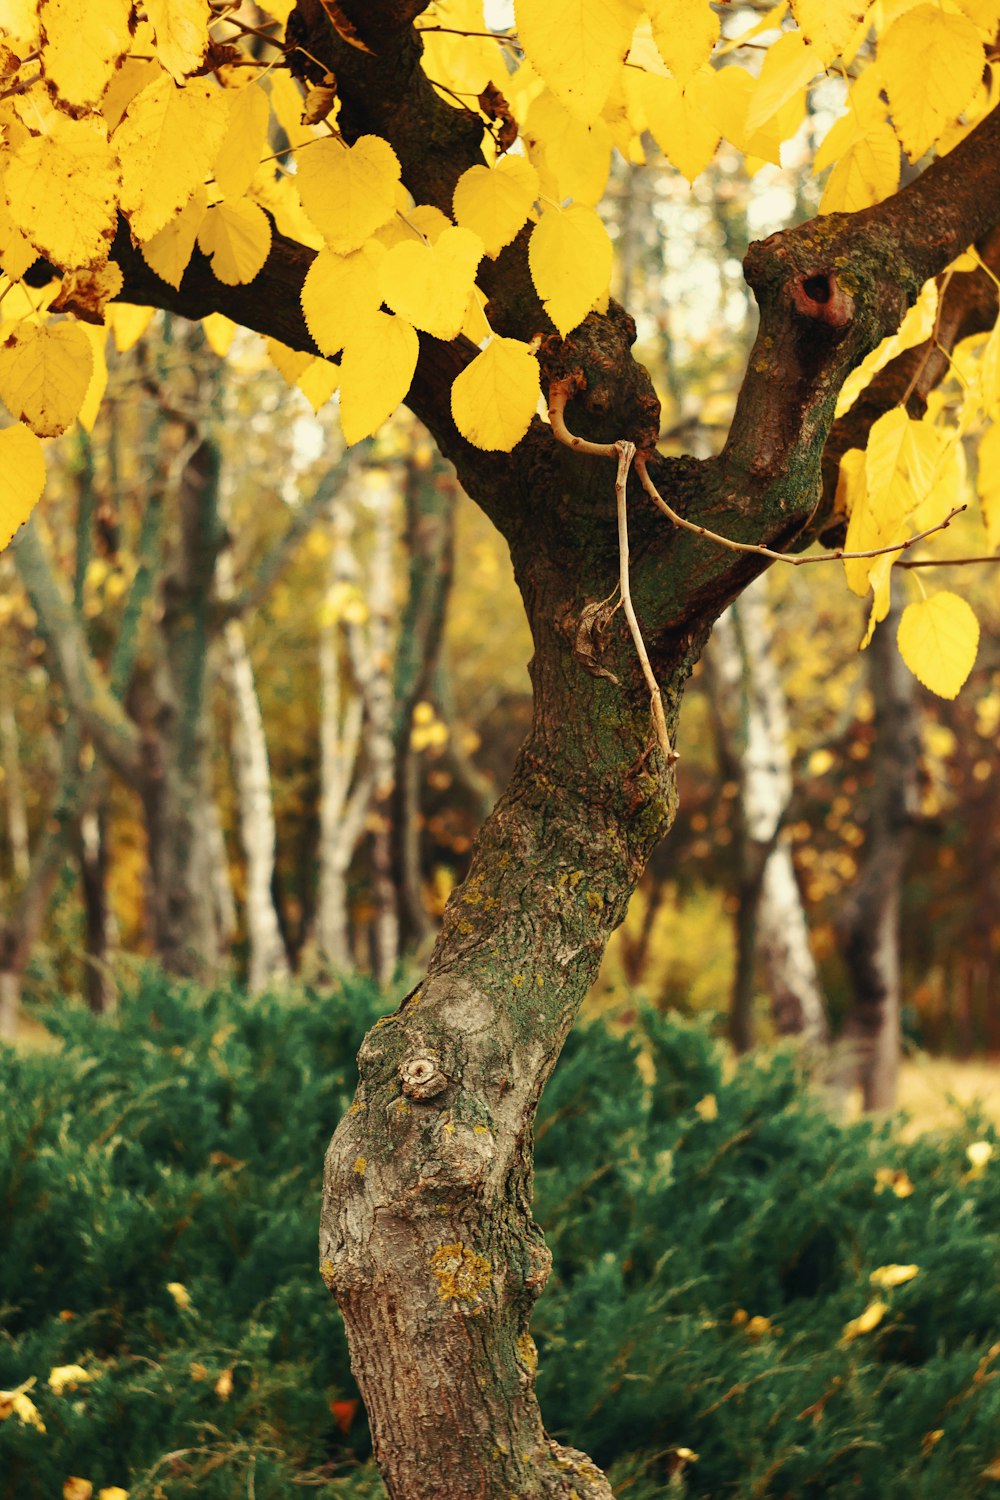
xmin=2 ymin=971 xmax=999 ymax=1499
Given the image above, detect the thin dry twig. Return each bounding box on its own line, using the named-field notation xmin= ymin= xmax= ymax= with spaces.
xmin=634 ymin=455 xmax=966 ymax=567
xmin=615 ymin=441 xmax=678 ymax=765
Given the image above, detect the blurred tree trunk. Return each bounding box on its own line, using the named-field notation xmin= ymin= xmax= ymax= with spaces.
xmin=216 ymin=546 xmax=290 ymax=991
xmin=392 ymin=452 xmax=456 ymax=954
xmin=705 ymin=574 xmax=828 ymax=1051
xmin=315 ymin=490 xmax=373 ymax=971
xmin=363 ymin=474 xmax=400 ymax=984
xmin=836 ymin=595 xmax=920 ymax=1110
xmin=76 ymin=807 xmax=115 ymax=1015
xmin=130 ymin=431 xmax=228 ymax=977
xmin=0 ymin=641 xmax=29 ymax=885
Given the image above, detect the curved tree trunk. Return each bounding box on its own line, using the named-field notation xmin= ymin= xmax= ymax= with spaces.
xmin=321 ymin=597 xmax=687 ymax=1499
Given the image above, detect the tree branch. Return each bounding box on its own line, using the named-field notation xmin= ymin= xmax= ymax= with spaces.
xmin=14 ymin=521 xmax=142 ymax=785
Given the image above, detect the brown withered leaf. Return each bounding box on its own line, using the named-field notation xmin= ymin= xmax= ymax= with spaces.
xmin=320 ymin=1 xmax=374 ymax=54
xmin=573 ymin=595 xmax=621 ymax=683
xmin=52 ymin=261 xmax=124 ymax=324
xmin=302 ymin=82 xmax=338 ymax=125
xmin=478 ymin=81 xmax=518 ymax=151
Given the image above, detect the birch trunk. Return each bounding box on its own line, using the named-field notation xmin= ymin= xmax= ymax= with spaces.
xmin=216 ymin=548 xmax=290 ymax=991
xmin=315 ymin=492 xmax=373 ymax=971
xmin=706 ymin=575 xmax=828 ymax=1049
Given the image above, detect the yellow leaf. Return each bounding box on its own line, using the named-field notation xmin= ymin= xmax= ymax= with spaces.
xmin=97 ymin=1489 xmax=129 ymax=1500
xmin=790 ymin=0 xmax=873 ymax=62
xmin=451 ymin=335 xmax=541 ymax=451
xmin=708 ymin=64 xmax=785 ymax=165
xmin=197 ymin=200 xmax=271 ymax=285
xmin=140 ymin=186 xmax=207 ymax=289
xmin=300 ymin=246 xmax=383 ymax=356
xmin=522 ymin=89 xmax=613 ymax=205
xmin=836 ymin=279 xmax=938 ymax=417
xmin=819 ymin=120 xmax=900 ymax=212
xmin=639 ymin=67 xmax=722 ymax=182
xmin=0 ymin=421 xmax=44 ymax=550
xmin=102 ymin=57 xmax=162 ymax=132
xmin=266 ymin=72 xmax=318 ymax=154
xmin=145 ymin=0 xmax=209 ymax=80
xmin=694 ymin=1093 xmax=718 ymax=1121
xmin=107 ymin=304 xmax=155 ymax=353
xmin=339 ymin=311 xmax=418 ymax=445
xmin=39 ymin=0 xmax=132 ymax=108
xmin=51 ymin=261 xmax=123 ymax=324
xmin=515 ymin=0 xmax=642 ymax=121
xmin=63 ymin=1481 xmax=93 ymax=1500
xmin=648 ymin=0 xmax=719 ymax=86
xmin=213 ymin=83 xmax=270 ymax=201
xmin=528 ymin=203 xmax=612 ymax=337
xmin=841 ymin=1299 xmax=888 ymax=1341
xmin=214 ymin=1367 xmax=234 ymax=1401
xmin=0 ymin=196 xmax=37 ymax=281
xmin=875 ymin=1165 xmax=915 ymax=1198
xmin=297 ymin=135 xmax=401 ymax=253
xmin=453 ymin=156 xmax=538 ymax=259
xmin=976 ymin=423 xmax=1000 ymax=548
xmin=966 ymin=1139 xmax=993 ymax=1171
xmin=165 ymin=1280 xmax=192 ymax=1310
xmin=295 ymin=358 xmax=339 ymax=412
xmin=0 ymin=320 xmax=93 ymax=437
xmin=6 ymin=114 xmax=119 ymax=271
xmin=266 ymin=336 xmax=311 ymax=386
xmin=880 ymin=5 xmax=983 ymax=161
xmin=202 ymin=312 xmax=236 ymax=357
xmin=897 ymin=591 xmax=979 ymax=699
xmin=844 ymin=407 xmax=945 ymax=596
xmin=116 ymin=76 xmax=229 ymax=241
xmin=745 ymin=31 xmax=820 ymax=135
xmin=77 ymin=323 xmax=108 ymax=432
xmin=49 ymin=1364 xmax=94 ymax=1395
xmin=379 ymin=226 xmax=483 ymax=341
xmin=870 ymin=1263 xmax=919 ymax=1288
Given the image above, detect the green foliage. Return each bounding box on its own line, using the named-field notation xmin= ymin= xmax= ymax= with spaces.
xmin=2 ymin=974 xmax=1000 ymax=1499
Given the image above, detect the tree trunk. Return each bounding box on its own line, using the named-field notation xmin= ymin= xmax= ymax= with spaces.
xmin=321 ymin=596 xmax=688 ymax=1499
xmin=392 ymin=453 xmax=456 ymax=954
xmin=315 ymin=491 xmax=373 ymax=972
xmin=216 ymin=548 xmax=290 ymax=991
xmin=133 ymin=434 xmax=229 ymax=978
xmin=836 ymin=594 xmax=919 ymax=1110
xmin=76 ymin=807 xmax=116 ymax=1015
xmin=362 ymin=473 xmax=401 ymax=986
xmin=705 ymin=575 xmax=828 ymax=1050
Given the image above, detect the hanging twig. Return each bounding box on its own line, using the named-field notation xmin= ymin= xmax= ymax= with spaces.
xmin=615 ymin=441 xmax=678 ymax=765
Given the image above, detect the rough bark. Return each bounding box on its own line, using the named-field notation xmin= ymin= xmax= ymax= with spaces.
xmin=95 ymin=6 xmax=1000 ymax=1486
xmin=835 ymin=595 xmax=920 ymax=1111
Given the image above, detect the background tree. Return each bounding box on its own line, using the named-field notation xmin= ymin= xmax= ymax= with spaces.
xmin=2 ymin=2 xmax=1000 ymax=1497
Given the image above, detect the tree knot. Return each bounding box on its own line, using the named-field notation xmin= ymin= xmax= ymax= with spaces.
xmin=400 ymin=1052 xmax=448 ymax=1099
xmin=791 ymin=271 xmax=855 ymax=330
